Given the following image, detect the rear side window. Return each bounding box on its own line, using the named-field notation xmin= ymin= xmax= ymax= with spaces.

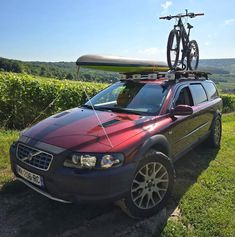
xmin=190 ymin=84 xmax=207 ymax=105
xmin=203 ymin=82 xmax=219 ymax=100
xmin=175 ymin=86 xmax=193 ymax=106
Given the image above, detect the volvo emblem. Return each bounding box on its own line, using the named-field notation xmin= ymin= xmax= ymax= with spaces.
xmin=22 ymin=151 xmax=41 ymax=161
xmin=27 ymin=152 xmax=34 ymax=161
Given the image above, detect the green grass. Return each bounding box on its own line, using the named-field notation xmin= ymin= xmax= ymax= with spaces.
xmin=0 ymin=129 xmax=19 ymax=186
xmin=161 ymin=113 xmax=235 ymax=237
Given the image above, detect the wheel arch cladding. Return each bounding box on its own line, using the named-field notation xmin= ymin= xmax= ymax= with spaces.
xmin=210 ymin=110 xmax=222 ymax=130
xmin=135 ymin=134 xmax=171 ymax=162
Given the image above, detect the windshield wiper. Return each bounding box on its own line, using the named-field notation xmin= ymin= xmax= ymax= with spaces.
xmin=99 ymin=107 xmax=144 ymax=115
xmin=82 ymin=104 xmax=92 ymax=109
xmin=82 ymin=104 xmax=113 ymax=112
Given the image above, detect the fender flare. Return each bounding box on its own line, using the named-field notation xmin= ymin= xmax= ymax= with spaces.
xmin=210 ymin=110 xmax=222 ymax=130
xmin=134 ymin=134 xmax=171 ymax=162
xmin=214 ymin=110 xmax=222 ymax=118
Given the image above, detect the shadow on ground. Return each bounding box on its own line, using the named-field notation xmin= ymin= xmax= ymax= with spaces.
xmin=0 ymin=144 xmax=219 ymax=237
xmin=165 ymin=144 xmax=219 ymax=217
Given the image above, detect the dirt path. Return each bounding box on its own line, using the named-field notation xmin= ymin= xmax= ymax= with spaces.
xmin=0 ymin=145 xmax=216 ymax=237
xmin=0 ymin=184 xmax=165 ymax=237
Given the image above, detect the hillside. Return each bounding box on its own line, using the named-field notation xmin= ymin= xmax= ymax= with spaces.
xmin=0 ymin=57 xmax=76 ymax=80
xmin=1 ymin=57 xmax=235 ymax=74
xmin=199 ymin=58 xmax=235 ymax=73
xmin=0 ymin=56 xmax=235 ymax=92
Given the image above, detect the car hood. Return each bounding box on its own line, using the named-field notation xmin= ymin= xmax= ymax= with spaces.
xmin=22 ymin=108 xmax=153 ymax=152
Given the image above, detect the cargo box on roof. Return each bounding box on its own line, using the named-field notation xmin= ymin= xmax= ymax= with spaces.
xmin=76 ymin=54 xmax=169 ymax=73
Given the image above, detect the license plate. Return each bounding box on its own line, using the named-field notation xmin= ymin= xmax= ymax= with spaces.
xmin=16 ymin=165 xmax=43 ymax=187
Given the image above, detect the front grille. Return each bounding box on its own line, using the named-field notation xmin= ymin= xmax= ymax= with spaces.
xmin=16 ymin=143 xmax=53 ymax=171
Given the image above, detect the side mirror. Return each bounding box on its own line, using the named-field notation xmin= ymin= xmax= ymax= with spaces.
xmin=170 ymin=105 xmax=193 ymax=116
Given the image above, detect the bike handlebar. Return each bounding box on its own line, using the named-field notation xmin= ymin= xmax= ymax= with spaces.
xmin=159 ymin=12 xmax=204 ymax=20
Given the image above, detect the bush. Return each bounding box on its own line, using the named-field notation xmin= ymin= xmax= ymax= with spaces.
xmin=0 ymin=72 xmax=107 ymax=129
xmin=221 ymin=94 xmax=235 ymax=113
xmin=0 ymin=72 xmax=234 ymax=130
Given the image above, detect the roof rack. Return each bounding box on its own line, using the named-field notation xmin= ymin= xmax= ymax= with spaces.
xmin=120 ymin=72 xmax=167 ymax=81
xmin=166 ymin=70 xmax=211 ymax=80
xmin=120 ymin=70 xmax=211 ymax=81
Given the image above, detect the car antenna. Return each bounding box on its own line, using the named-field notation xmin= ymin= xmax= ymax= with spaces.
xmin=76 ymin=67 xmax=113 ymax=148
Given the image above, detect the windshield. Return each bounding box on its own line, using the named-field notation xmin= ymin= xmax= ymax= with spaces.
xmin=85 ymin=81 xmax=169 ymax=115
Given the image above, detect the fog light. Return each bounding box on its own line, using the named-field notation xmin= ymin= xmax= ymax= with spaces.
xmin=101 ymin=154 xmax=121 ymax=168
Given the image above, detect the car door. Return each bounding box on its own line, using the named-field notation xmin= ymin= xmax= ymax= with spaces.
xmin=166 ymin=84 xmax=199 ymax=157
xmin=188 ymin=83 xmax=211 ymax=139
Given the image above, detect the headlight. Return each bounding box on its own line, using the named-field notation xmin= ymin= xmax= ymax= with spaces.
xmin=64 ymin=154 xmax=97 ymax=169
xmin=64 ymin=153 xmax=124 ymax=169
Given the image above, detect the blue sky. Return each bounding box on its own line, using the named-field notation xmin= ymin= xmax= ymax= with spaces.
xmin=0 ymin=0 xmax=235 ymax=61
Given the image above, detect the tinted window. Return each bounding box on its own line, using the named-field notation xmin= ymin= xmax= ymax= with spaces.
xmin=175 ymin=87 xmax=193 ymax=106
xmin=85 ymin=81 xmax=169 ymax=115
xmin=203 ymin=82 xmax=218 ymax=100
xmin=190 ymin=84 xmax=207 ymax=105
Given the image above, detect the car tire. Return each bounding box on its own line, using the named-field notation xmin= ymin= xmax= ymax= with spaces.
xmin=207 ymin=116 xmax=222 ymax=148
xmin=116 ymin=149 xmax=175 ymax=219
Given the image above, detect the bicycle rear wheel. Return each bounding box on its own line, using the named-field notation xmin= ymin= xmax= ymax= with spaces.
xmin=187 ymin=40 xmax=199 ymax=70
xmin=167 ymin=30 xmax=180 ymax=69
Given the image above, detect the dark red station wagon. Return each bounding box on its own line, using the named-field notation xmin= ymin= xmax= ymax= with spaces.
xmin=10 ymin=55 xmax=222 ymax=218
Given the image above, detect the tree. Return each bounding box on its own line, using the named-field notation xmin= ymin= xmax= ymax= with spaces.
xmin=12 ymin=62 xmax=23 ymax=73
xmin=39 ymin=66 xmax=47 ymax=76
xmin=66 ymin=73 xmax=74 ymax=80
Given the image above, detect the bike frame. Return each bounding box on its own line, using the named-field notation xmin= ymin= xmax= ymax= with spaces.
xmin=174 ymin=17 xmax=191 ymax=69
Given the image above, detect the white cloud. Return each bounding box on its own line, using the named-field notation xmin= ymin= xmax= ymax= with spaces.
xmin=224 ymin=18 xmax=235 ymax=25
xmin=161 ymin=1 xmax=172 ymax=10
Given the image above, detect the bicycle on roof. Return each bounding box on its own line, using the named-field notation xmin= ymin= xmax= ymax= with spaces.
xmin=160 ymin=9 xmax=204 ymax=70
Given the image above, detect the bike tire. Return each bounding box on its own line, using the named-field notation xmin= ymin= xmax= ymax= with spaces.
xmin=167 ymin=30 xmax=180 ymax=69
xmin=187 ymin=40 xmax=199 ymax=70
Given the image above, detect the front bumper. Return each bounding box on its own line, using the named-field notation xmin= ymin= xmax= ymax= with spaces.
xmin=15 ymin=177 xmax=72 ymax=203
xmin=10 ymin=142 xmax=136 ymax=203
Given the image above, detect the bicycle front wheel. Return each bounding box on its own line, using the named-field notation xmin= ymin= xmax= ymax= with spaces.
xmin=167 ymin=30 xmax=180 ymax=69
xmin=187 ymin=40 xmax=199 ymax=70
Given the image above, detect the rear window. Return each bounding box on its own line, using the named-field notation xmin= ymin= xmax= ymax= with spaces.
xmin=203 ymin=81 xmax=218 ymax=100
xmin=190 ymin=84 xmax=207 ymax=105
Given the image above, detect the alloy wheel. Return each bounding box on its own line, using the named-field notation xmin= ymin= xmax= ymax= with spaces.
xmin=131 ymin=162 xmax=169 ymax=210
